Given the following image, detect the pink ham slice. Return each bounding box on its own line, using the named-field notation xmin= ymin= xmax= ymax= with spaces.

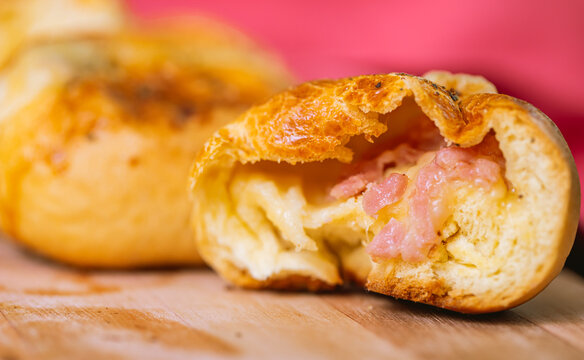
xmin=366 ymin=136 xmax=504 ymax=262
xmin=329 ymin=164 xmax=379 ymax=200
xmin=365 ymin=218 xmax=405 ymax=259
xmin=330 ymin=144 xmax=423 ymax=200
xmin=362 ymin=173 xmax=408 ymax=217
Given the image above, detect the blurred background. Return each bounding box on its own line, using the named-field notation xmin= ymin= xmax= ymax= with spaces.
xmin=128 ymin=0 xmax=583 ymax=195
xmin=127 ymin=0 xmax=584 ymax=271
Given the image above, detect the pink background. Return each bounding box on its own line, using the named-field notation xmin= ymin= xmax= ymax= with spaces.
xmin=128 ymin=0 xmax=584 ymax=223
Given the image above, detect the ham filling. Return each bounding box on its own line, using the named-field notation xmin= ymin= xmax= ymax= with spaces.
xmin=362 ymin=173 xmax=408 ymax=217
xmin=331 ymin=133 xmax=505 ymax=262
xmin=330 ymin=144 xmax=423 ymax=200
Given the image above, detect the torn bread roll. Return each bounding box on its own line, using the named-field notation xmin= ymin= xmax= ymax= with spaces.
xmin=0 ymin=22 xmax=292 ymax=267
xmin=189 ymin=71 xmax=580 ymax=313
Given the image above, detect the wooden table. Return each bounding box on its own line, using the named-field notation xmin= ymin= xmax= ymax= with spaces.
xmin=1 ymin=236 xmax=583 ymax=360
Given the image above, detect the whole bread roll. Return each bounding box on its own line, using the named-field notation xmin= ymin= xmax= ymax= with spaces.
xmin=0 ymin=0 xmax=125 ymax=67
xmin=189 ymin=72 xmax=580 ymax=313
xmin=0 ymin=22 xmax=292 ymax=267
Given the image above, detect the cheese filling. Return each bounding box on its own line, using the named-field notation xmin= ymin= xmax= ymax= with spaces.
xmin=364 ymin=135 xmax=506 ymax=262
xmin=226 ymin=127 xmax=509 ymax=282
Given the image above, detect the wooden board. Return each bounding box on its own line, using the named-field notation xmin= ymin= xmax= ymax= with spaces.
xmin=1 ymin=236 xmax=583 ymax=360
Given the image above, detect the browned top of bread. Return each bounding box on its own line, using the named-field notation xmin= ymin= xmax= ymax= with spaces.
xmin=192 ymin=72 xmax=571 ymax=176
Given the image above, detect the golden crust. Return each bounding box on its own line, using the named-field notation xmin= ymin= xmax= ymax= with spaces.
xmin=365 ymin=260 xmax=514 ymax=314
xmin=221 ymin=260 xmax=336 ymax=292
xmin=191 ymin=73 xmax=491 ymax=186
xmin=195 ymin=236 xmax=337 ymax=291
xmin=191 ymin=72 xmax=579 ymax=312
xmin=422 ymin=70 xmax=498 ymax=95
xmin=0 ymin=23 xmax=292 ymax=268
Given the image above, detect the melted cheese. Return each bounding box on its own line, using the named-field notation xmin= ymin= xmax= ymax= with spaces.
xmin=224 ymin=141 xmax=510 ymax=283
xmin=227 ymin=169 xmax=373 ymax=282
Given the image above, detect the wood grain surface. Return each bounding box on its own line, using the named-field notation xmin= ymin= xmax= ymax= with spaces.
xmin=0 ymin=235 xmax=583 ymax=360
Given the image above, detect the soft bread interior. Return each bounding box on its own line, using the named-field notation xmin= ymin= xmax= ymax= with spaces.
xmin=192 ymin=75 xmax=578 ymax=312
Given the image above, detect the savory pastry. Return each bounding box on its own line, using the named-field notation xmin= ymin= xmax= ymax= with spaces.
xmin=0 ymin=0 xmax=124 ymax=67
xmin=190 ymin=71 xmax=580 ymax=313
xmin=0 ymin=23 xmax=292 ymax=267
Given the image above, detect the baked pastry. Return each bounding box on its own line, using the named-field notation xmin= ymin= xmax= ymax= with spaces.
xmin=0 ymin=0 xmax=124 ymax=67
xmin=189 ymin=71 xmax=580 ymax=313
xmin=0 ymin=23 xmax=292 ymax=267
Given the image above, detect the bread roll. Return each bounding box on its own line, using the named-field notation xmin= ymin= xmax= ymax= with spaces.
xmin=0 ymin=23 xmax=292 ymax=267
xmin=189 ymin=72 xmax=580 ymax=313
xmin=0 ymin=0 xmax=124 ymax=67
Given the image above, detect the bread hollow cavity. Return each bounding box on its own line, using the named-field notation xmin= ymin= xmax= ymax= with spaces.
xmin=198 ymin=97 xmax=515 ymax=286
